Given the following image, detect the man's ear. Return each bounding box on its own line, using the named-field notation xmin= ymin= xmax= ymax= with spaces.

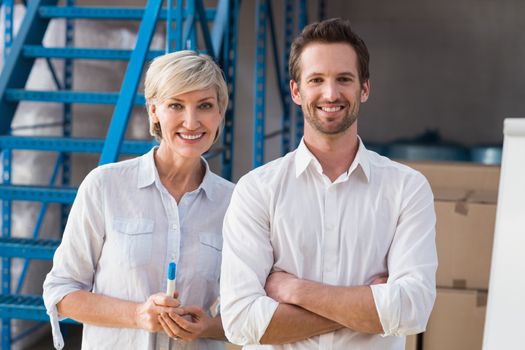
xmin=290 ymin=80 xmax=302 ymax=106
xmin=360 ymin=80 xmax=370 ymax=103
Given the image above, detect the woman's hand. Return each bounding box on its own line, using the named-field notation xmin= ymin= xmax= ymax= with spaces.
xmin=158 ymin=305 xmax=215 ymax=341
xmin=135 ymin=292 xmax=180 ymax=332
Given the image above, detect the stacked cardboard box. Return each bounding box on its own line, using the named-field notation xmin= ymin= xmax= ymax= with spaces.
xmin=404 ymin=161 xmax=499 ymax=350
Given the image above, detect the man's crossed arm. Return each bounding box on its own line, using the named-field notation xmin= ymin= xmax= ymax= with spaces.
xmin=260 ymin=272 xmax=387 ymax=344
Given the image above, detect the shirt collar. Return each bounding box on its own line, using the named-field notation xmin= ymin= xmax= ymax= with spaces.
xmin=353 ymin=137 xmax=371 ymax=182
xmin=137 ymin=147 xmax=219 ymax=201
xmin=294 ymin=136 xmax=371 ymax=183
xmin=199 ymin=157 xmax=218 ymax=202
xmin=138 ymin=147 xmax=157 ymax=189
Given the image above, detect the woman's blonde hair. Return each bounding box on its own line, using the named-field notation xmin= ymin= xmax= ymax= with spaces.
xmin=144 ymin=50 xmax=229 ymax=141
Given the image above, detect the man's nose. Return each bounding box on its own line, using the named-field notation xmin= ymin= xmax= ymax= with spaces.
xmin=322 ymin=81 xmax=340 ymax=101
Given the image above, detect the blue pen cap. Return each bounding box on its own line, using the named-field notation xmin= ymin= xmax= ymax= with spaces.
xmin=168 ymin=261 xmax=176 ymax=280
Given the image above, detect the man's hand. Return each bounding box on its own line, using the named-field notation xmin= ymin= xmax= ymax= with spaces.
xmin=370 ymin=275 xmax=388 ymax=285
xmin=265 ymin=271 xmax=299 ymax=304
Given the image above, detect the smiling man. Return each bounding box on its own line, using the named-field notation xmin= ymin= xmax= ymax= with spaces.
xmin=220 ymin=18 xmax=438 ymax=349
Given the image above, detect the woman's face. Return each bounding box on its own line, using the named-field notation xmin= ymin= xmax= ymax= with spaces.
xmin=149 ymin=87 xmax=222 ymax=159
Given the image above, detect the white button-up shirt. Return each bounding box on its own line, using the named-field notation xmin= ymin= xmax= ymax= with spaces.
xmin=220 ymin=139 xmax=437 ymax=350
xmin=43 ymin=148 xmax=234 ymax=350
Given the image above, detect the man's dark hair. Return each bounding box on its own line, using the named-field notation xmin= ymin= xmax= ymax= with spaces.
xmin=289 ymin=18 xmax=370 ymax=86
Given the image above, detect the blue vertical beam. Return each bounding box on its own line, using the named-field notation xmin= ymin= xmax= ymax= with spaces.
xmin=2 ymin=2 xmax=14 ymax=347
xmin=295 ymin=0 xmax=308 ymax=147
xmin=220 ymin=0 xmax=239 ymax=180
xmin=98 ymin=0 xmax=163 ymax=165
xmin=188 ymin=0 xmax=197 ymax=50
xmin=166 ymin=0 xmax=174 ymax=52
xmin=266 ymin=0 xmax=286 ymax=109
xmin=298 ymin=0 xmax=308 ymax=30
xmin=267 ymin=0 xmax=293 ymax=155
xmin=175 ymin=0 xmax=184 ymax=51
xmin=3 ymin=0 xmax=14 ymax=57
xmin=1 ymin=152 xmax=12 ymax=350
xmin=195 ymin=0 xmax=214 ymax=57
xmin=61 ymin=0 xmax=74 ymax=231
xmin=281 ymin=0 xmax=294 ymax=154
xmin=253 ymin=0 xmax=267 ymax=168
xmin=318 ymin=0 xmax=327 ymax=21
xmin=0 ymin=0 xmax=59 ymax=136
xmin=182 ymin=0 xmax=197 ymax=50
xmin=211 ymin=0 xmax=229 ymax=58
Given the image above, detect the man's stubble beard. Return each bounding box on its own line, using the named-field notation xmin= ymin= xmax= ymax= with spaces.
xmin=302 ymin=100 xmax=360 ymax=136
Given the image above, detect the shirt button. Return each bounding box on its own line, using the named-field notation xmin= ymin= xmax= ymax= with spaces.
xmin=171 ymin=224 xmax=178 ymax=230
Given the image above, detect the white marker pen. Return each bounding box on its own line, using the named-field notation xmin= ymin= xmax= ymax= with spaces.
xmin=166 ymin=261 xmax=176 ymax=297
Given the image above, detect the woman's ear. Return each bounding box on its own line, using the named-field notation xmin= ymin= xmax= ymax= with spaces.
xmin=148 ymin=101 xmax=158 ymax=123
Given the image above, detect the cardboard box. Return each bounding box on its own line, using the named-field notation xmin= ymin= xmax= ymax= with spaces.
xmin=424 ymin=288 xmax=487 ymax=350
xmin=406 ymin=334 xmax=418 ymax=350
xmin=402 ymin=161 xmax=499 ymax=290
xmin=225 ymin=343 xmax=242 ymax=350
xmin=434 ymin=190 xmax=497 ymax=289
xmin=402 ymin=161 xmax=500 ymax=192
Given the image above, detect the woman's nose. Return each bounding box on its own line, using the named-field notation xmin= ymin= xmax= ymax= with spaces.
xmin=182 ymin=110 xmax=200 ymax=130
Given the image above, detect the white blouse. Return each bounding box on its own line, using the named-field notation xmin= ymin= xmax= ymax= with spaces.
xmin=43 ymin=148 xmax=234 ymax=350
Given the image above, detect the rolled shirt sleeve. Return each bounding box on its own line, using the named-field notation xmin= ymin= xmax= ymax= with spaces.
xmin=371 ymin=172 xmax=438 ymax=336
xmin=220 ymin=175 xmax=279 ymax=345
xmin=43 ymin=168 xmax=106 ymax=349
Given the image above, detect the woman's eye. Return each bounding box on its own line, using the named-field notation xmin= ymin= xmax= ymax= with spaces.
xmin=310 ymin=78 xmax=322 ymax=83
xmin=169 ymin=103 xmax=183 ymax=110
xmin=199 ymin=102 xmax=213 ymax=110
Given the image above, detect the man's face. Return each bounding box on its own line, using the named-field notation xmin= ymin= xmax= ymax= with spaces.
xmin=290 ymin=42 xmax=370 ymax=137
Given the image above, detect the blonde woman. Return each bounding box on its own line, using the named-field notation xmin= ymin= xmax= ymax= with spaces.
xmin=43 ymin=51 xmax=234 ymax=350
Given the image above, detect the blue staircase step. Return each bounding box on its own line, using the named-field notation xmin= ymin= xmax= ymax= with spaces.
xmin=0 ymin=185 xmax=77 ymax=204
xmin=39 ymin=6 xmax=215 ymax=21
xmin=0 ymin=136 xmax=157 ymax=154
xmin=4 ymin=89 xmax=146 ymax=105
xmin=0 ymin=237 xmax=59 ymax=260
xmin=23 ymin=45 xmax=164 ymax=60
xmin=0 ymin=294 xmax=76 ymax=323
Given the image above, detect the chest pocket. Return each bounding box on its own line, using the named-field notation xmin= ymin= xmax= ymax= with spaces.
xmin=197 ymin=233 xmax=223 ymax=281
xmin=113 ymin=218 xmax=154 ymax=269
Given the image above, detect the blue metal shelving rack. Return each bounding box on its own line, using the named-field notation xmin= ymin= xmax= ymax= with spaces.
xmin=0 ymin=0 xmax=239 ymax=348
xmin=252 ymin=0 xmax=326 ymax=167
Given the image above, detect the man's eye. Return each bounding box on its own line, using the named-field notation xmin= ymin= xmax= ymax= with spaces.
xmin=338 ymin=77 xmax=353 ymax=83
xmin=310 ymin=78 xmax=322 ymax=83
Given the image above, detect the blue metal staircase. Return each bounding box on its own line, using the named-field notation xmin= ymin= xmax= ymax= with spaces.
xmin=251 ymin=0 xmax=326 ymax=167
xmin=0 ymin=0 xmax=239 ymax=348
